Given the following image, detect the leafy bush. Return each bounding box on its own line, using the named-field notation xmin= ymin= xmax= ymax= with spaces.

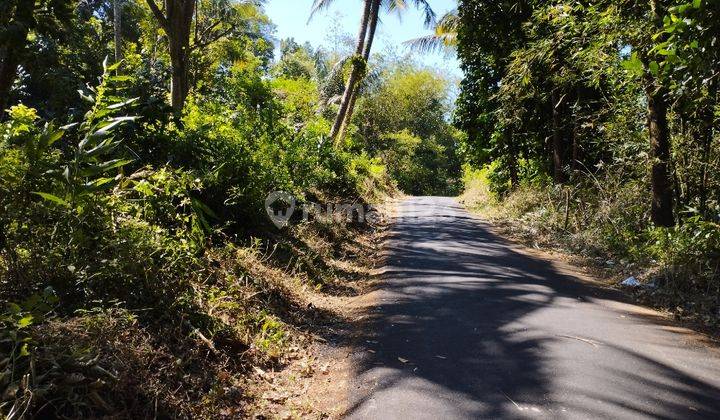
xmin=651 ymin=215 xmax=720 ymax=291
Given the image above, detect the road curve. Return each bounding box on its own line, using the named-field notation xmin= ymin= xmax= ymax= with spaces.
xmin=345 ymin=196 xmax=720 ymax=419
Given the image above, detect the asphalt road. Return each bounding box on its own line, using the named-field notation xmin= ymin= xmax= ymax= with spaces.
xmin=346 ymin=196 xmax=720 ymax=419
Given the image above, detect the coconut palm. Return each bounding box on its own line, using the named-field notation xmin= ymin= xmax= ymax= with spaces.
xmin=310 ymin=0 xmax=436 ymax=145
xmin=404 ymin=9 xmax=458 ymax=53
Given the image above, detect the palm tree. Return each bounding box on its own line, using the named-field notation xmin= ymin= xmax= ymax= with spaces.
xmin=311 ymin=0 xmax=374 ymax=143
xmin=310 ymin=0 xmax=436 ymax=145
xmin=336 ymin=0 xmax=381 ymax=141
xmin=404 ymin=9 xmax=458 ymax=53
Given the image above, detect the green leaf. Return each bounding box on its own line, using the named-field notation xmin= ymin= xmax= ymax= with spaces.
xmin=133 ymin=180 xmax=155 ymax=196
xmin=107 ymin=75 xmax=133 ymax=83
xmin=85 ymin=177 xmax=115 ymax=188
xmin=88 ymin=116 xmax=136 ymax=139
xmin=17 ymin=315 xmax=34 ymax=329
xmin=621 ymin=53 xmax=644 ymax=77
xmin=32 ymin=192 xmax=70 ymax=207
xmin=19 ymin=343 xmax=30 ymax=357
xmin=106 ymin=61 xmax=122 ymax=73
xmin=83 ymin=138 xmax=118 ymax=158
xmin=676 ymin=4 xmax=691 ymax=13
xmin=192 ymin=198 xmax=219 ymax=220
xmin=693 ymin=0 xmax=701 ymax=8
xmin=649 ymin=61 xmax=660 ymax=76
xmin=78 ymin=159 xmax=133 ymax=177
xmin=107 ymin=97 xmax=139 ymax=109
xmin=39 ymin=129 xmax=64 ymax=150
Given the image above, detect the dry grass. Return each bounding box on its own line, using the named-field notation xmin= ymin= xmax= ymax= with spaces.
xmin=2 ymin=206 xmax=391 ymax=419
xmin=460 ymin=172 xmax=720 ymax=335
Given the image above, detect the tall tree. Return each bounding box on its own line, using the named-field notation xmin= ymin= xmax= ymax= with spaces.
xmin=322 ymin=0 xmax=373 ymax=142
xmin=146 ymin=0 xmax=195 ymax=112
xmin=0 ymin=0 xmax=73 ymax=116
xmin=455 ymin=0 xmax=535 ymax=189
xmin=640 ymin=0 xmax=675 ymax=226
xmin=311 ymin=0 xmax=435 ymax=145
xmin=658 ymin=0 xmax=720 ymax=217
xmin=114 ymin=0 xmax=123 ymax=64
xmin=337 ymin=0 xmax=381 ymax=142
xmin=145 ymin=0 xmax=260 ymax=112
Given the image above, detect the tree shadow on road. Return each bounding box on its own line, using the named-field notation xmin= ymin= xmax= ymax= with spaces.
xmin=343 ymin=198 xmax=720 ymax=419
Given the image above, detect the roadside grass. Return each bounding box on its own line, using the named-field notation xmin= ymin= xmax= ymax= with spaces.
xmin=459 ymin=166 xmax=720 ymax=331
xmin=0 ymin=205 xmax=390 ymax=419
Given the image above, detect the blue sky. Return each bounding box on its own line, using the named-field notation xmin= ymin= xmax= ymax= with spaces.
xmin=264 ymin=0 xmax=461 ymax=78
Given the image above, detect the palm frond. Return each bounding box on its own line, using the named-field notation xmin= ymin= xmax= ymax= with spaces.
xmin=403 ymin=8 xmax=457 ymax=52
xmin=412 ymin=0 xmax=437 ymax=27
xmin=307 ymin=0 xmax=336 ymax=23
xmin=384 ymin=0 xmax=436 ymax=27
xmin=403 ymin=33 xmax=453 ymax=53
xmin=436 ymin=9 xmax=459 ymax=33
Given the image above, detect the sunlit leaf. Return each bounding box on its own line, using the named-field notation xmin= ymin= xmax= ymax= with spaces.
xmin=32 ymin=192 xmax=70 ymax=207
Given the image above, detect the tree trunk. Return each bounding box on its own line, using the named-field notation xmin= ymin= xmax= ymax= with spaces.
xmin=645 ymin=0 xmax=675 ymax=227
xmin=169 ymin=36 xmax=190 ymax=112
xmin=552 ymin=91 xmax=568 ymax=184
xmin=646 ymin=82 xmax=675 ymax=227
xmin=114 ymin=0 xmax=123 ymax=65
xmin=0 ymin=45 xmax=20 ymax=116
xmin=0 ymin=0 xmax=33 ymax=117
xmin=571 ymin=86 xmax=581 ymax=176
xmin=330 ymin=0 xmax=373 ymax=144
xmin=699 ymin=77 xmax=717 ymax=216
xmin=146 ymin=0 xmax=195 ymax=113
xmin=336 ymin=0 xmax=380 ymax=142
xmin=168 ymin=0 xmax=194 ymax=113
xmin=507 ymin=128 xmax=519 ymax=189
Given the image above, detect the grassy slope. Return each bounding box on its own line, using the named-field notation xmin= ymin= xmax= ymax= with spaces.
xmin=2 ymin=203 xmax=392 ymax=419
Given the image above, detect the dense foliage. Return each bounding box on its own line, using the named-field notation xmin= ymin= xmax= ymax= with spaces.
xmin=456 ymin=0 xmax=720 ymax=311
xmin=0 ymin=0 xmax=460 ymax=417
xmin=355 ymin=61 xmax=463 ymax=195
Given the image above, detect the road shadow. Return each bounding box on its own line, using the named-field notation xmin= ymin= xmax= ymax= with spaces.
xmin=344 ymin=197 xmax=720 ymax=419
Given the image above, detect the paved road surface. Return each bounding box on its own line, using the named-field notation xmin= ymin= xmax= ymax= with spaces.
xmin=346 ymin=196 xmax=720 ymax=419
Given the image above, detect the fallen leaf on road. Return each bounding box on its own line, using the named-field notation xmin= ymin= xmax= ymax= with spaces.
xmin=435 ymin=355 xmax=447 ymax=359
xmin=397 ymin=357 xmax=408 ymax=363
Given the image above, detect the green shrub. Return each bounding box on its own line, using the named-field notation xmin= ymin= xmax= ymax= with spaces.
xmin=651 ymin=215 xmax=720 ymax=291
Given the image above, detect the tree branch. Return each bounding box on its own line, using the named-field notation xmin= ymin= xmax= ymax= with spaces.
xmin=196 ymin=19 xmax=222 ymax=43
xmin=192 ymin=24 xmax=237 ymax=51
xmin=145 ymin=0 xmax=169 ymax=31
